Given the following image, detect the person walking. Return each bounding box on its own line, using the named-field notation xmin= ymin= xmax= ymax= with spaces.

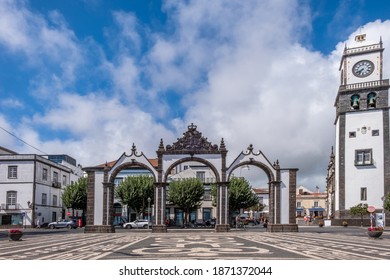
xmin=36 ymin=218 xmax=41 ymax=228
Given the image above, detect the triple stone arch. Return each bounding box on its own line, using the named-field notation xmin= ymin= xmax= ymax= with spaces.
xmin=85 ymin=124 xmax=298 ymax=233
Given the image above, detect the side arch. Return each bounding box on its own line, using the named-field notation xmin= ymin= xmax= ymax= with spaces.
xmin=227 ymin=160 xmax=275 ymax=183
xmin=109 ymin=162 xmax=157 ymax=184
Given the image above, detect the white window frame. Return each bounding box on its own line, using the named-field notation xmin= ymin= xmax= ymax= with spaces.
xmin=7 ymin=191 xmax=17 ymax=206
xmin=355 ymin=149 xmax=372 ymax=165
xmin=8 ymin=166 xmax=18 ymax=179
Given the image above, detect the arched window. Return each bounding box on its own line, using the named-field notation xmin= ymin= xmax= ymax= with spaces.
xmin=351 ymin=94 xmax=360 ymax=109
xmin=367 ymin=92 xmax=377 ymax=108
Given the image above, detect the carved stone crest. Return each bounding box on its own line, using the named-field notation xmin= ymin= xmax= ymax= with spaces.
xmin=165 ymin=123 xmax=219 ymax=154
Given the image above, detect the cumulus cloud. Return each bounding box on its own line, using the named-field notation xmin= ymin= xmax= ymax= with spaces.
xmin=1 ymin=1 xmax=390 ymax=190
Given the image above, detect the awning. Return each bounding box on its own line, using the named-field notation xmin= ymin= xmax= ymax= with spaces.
xmin=296 ymin=207 xmax=304 ymax=211
xmin=309 ymin=208 xmax=325 ymax=211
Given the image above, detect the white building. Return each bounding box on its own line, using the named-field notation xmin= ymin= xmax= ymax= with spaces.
xmin=333 ymin=33 xmax=390 ymax=218
xmin=167 ymin=162 xmax=216 ymax=225
xmin=0 ymin=146 xmax=83 ymax=228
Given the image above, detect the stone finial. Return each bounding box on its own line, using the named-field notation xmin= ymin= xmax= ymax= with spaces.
xmin=247 ymin=144 xmax=254 ymax=153
xmin=219 ymin=138 xmax=226 ymax=151
xmin=158 ymin=138 xmax=165 ymax=151
xmin=131 ymin=143 xmax=137 ymax=154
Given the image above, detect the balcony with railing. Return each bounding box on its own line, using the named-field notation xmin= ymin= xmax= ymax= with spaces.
xmin=339 ymin=79 xmax=389 ymax=92
xmin=0 ymin=203 xmax=22 ymax=210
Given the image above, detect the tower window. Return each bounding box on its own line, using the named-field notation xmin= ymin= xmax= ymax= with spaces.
xmin=355 ymin=149 xmax=372 ymax=166
xmin=349 ymin=132 xmax=356 ymax=138
xmin=367 ymin=92 xmax=377 ymax=108
xmin=351 ymin=95 xmax=360 ymax=109
xmin=372 ymin=129 xmax=380 ymax=136
xmin=360 ymin=187 xmax=367 ymax=201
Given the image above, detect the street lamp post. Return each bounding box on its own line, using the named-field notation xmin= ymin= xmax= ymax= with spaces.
xmin=147 ymin=197 xmax=151 ymax=229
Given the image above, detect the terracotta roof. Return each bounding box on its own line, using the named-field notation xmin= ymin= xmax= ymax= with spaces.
xmin=95 ymin=158 xmax=158 ymax=169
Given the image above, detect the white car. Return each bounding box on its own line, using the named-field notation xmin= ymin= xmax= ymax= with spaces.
xmin=123 ymin=219 xmax=151 ymax=229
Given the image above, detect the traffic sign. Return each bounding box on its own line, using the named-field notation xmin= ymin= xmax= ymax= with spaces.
xmin=367 ymin=206 xmax=376 ymax=213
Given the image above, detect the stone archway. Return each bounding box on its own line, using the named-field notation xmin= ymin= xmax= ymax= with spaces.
xmin=153 ymin=123 xmax=229 ymax=232
xmin=84 ymin=124 xmax=298 ymax=233
xmin=227 ymin=145 xmax=298 ymax=231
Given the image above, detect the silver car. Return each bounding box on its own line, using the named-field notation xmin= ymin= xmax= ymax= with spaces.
xmin=123 ymin=219 xmax=151 ymax=229
xmin=48 ymin=219 xmax=78 ymax=229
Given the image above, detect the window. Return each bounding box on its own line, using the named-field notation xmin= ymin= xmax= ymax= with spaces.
xmin=314 ymin=201 xmax=319 ymax=207
xmin=7 ymin=191 xmax=17 ymax=206
xmin=53 ymin=171 xmax=58 ymax=183
xmin=62 ymin=175 xmax=67 ymax=186
xmin=372 ymin=129 xmax=379 ymax=136
xmin=355 ymin=149 xmax=372 ymax=165
xmin=8 ymin=166 xmax=17 ymax=179
xmin=196 ymin=171 xmax=205 ymax=182
xmin=361 ymin=187 xmax=367 ymax=201
xmin=42 ymin=193 xmax=47 ymax=206
xmin=52 ymin=195 xmax=57 ymax=206
xmin=42 ymin=168 xmax=48 ymax=181
xmin=349 ymin=132 xmax=356 ymax=138
xmin=203 ymin=187 xmax=211 ymax=200
xmin=297 ymin=202 xmax=301 ymax=208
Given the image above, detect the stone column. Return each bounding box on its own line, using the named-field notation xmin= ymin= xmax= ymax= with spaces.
xmin=215 ymin=183 xmax=230 ymax=232
xmin=85 ymin=170 xmax=95 ymax=227
xmin=268 ymin=182 xmax=275 ymax=224
xmin=152 ymin=183 xmax=167 ymax=232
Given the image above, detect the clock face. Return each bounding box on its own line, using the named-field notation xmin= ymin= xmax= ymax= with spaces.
xmin=352 ymin=60 xmax=374 ymax=77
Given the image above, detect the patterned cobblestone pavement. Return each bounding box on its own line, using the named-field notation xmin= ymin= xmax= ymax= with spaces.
xmin=0 ymin=228 xmax=389 ymax=260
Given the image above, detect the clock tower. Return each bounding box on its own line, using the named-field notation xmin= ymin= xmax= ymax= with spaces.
xmin=333 ymin=33 xmax=390 ymax=218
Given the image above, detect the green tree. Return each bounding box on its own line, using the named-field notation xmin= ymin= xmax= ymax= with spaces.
xmin=384 ymin=193 xmax=390 ymax=212
xmin=211 ymin=177 xmax=259 ymax=218
xmin=228 ymin=177 xmax=259 ymax=214
xmin=167 ymin=178 xmax=204 ymax=226
xmin=350 ymin=203 xmax=368 ymax=226
xmin=62 ymin=177 xmax=87 ymax=216
xmin=115 ymin=175 xmax=154 ymax=220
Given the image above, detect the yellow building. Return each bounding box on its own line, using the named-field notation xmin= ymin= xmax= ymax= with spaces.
xmin=296 ymin=186 xmax=327 ymax=218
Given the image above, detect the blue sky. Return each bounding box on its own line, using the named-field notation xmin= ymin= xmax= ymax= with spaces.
xmin=1 ymin=0 xmax=390 ymax=189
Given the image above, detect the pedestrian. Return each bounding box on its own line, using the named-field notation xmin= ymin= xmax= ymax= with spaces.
xmin=236 ymin=215 xmax=240 ymax=229
xmin=304 ymin=215 xmax=308 ymax=225
xmin=36 ymin=218 xmax=40 ymax=228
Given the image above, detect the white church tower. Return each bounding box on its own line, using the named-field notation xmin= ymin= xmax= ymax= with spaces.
xmin=334 ymin=33 xmax=390 ymax=218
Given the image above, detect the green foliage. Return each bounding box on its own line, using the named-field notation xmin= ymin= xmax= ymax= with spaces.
xmin=349 ymin=203 xmax=368 ymax=226
xmin=167 ymin=178 xmax=204 ymax=224
xmin=350 ymin=203 xmax=368 ymax=216
xmin=228 ymin=177 xmax=259 ymax=213
xmin=384 ymin=193 xmax=390 ymax=212
xmin=61 ymin=177 xmax=87 ymax=211
xmin=115 ymin=175 xmax=154 ymax=218
xmin=211 ymin=177 xmax=259 ymax=214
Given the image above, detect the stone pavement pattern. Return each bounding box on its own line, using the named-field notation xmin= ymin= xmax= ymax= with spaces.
xmin=0 ymin=230 xmax=389 ymax=260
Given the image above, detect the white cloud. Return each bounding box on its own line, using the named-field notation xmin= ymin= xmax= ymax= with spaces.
xmin=31 ymin=93 xmax=174 ymax=165
xmin=2 ymin=1 xmax=390 ymax=190
xmin=0 ymin=0 xmax=83 ymax=97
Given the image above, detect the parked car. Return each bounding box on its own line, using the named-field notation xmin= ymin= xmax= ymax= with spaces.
xmin=123 ymin=219 xmax=151 ymax=229
xmin=48 ymin=219 xmax=78 ymax=229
